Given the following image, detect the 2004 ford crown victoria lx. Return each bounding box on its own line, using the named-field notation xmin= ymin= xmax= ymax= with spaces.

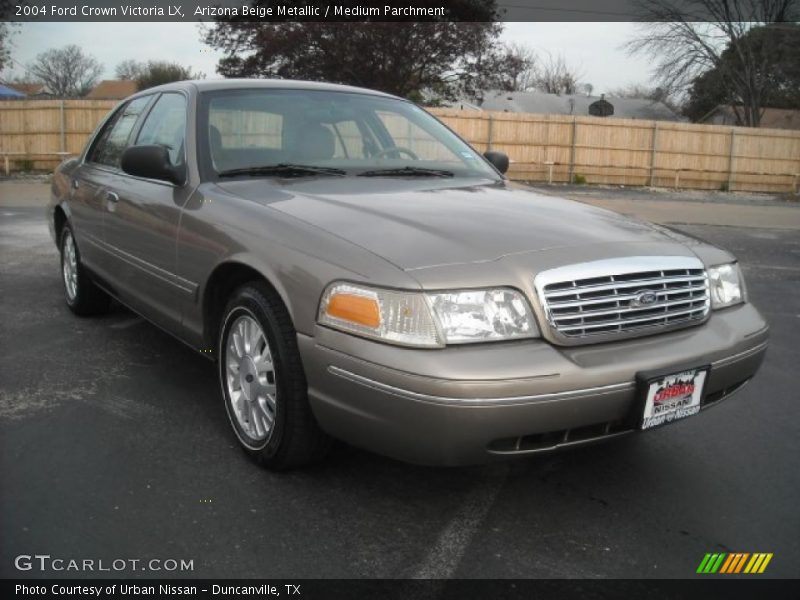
xmin=48 ymin=80 xmax=769 ymax=468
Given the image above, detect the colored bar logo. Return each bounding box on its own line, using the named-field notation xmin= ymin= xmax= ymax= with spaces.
xmin=697 ymin=552 xmax=773 ymax=574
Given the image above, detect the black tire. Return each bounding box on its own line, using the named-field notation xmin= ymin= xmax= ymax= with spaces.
xmin=218 ymin=282 xmax=331 ymax=469
xmin=60 ymin=224 xmax=111 ymax=316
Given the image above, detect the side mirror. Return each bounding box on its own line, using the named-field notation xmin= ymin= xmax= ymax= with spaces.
xmin=121 ymin=145 xmax=185 ymax=185
xmin=483 ymin=151 xmax=509 ymax=175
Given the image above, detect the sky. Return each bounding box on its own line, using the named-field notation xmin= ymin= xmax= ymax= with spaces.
xmin=2 ymin=22 xmax=655 ymax=95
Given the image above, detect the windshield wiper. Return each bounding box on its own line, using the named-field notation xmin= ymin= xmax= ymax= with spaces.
xmin=218 ymin=163 xmax=347 ymax=178
xmin=357 ymin=166 xmax=454 ymax=178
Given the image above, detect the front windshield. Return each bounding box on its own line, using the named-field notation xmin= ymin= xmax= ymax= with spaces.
xmin=201 ymin=88 xmax=499 ymax=179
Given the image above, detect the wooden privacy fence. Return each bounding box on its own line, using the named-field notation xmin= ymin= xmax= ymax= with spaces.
xmin=0 ymin=99 xmax=117 ymax=174
xmin=1 ymin=99 xmax=799 ymax=193
xmin=428 ymin=108 xmax=800 ymax=193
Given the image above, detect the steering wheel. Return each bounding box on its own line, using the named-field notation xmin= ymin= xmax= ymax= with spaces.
xmin=372 ymin=146 xmax=419 ymax=160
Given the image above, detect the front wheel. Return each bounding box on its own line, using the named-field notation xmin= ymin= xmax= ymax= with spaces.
xmin=218 ymin=282 xmax=331 ymax=469
xmin=60 ymin=224 xmax=110 ymax=316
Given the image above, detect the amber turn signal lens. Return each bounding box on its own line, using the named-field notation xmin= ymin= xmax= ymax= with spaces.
xmin=326 ymin=293 xmax=381 ymax=328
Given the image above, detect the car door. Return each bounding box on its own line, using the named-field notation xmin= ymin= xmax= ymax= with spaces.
xmin=101 ymin=91 xmax=193 ymax=333
xmin=68 ymin=95 xmax=154 ymax=274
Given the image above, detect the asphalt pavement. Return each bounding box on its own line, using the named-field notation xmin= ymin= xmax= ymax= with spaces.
xmin=1 ymin=187 xmax=798 ymax=579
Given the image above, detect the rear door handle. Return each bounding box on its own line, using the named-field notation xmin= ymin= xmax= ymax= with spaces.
xmin=106 ymin=191 xmax=119 ymax=211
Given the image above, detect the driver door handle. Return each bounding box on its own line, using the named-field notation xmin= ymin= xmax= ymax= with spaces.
xmin=106 ymin=191 xmax=119 ymax=211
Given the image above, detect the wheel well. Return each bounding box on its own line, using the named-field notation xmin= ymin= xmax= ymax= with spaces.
xmin=54 ymin=206 xmax=67 ymax=242
xmin=203 ymin=262 xmax=281 ymax=348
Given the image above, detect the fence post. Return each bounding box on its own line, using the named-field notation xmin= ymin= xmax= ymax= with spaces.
xmin=486 ymin=113 xmax=494 ymax=152
xmin=727 ymin=128 xmax=736 ymax=191
xmin=568 ymin=117 xmax=577 ymax=183
xmin=22 ymin=101 xmax=30 ymax=165
xmin=59 ymin=100 xmax=66 ymax=153
xmin=648 ymin=122 xmax=659 ymax=187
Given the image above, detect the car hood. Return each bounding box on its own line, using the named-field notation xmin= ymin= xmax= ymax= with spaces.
xmin=215 ymin=178 xmax=686 ymax=271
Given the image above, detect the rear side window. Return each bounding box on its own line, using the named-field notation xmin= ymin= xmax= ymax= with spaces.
xmin=135 ymin=93 xmax=188 ymax=166
xmin=88 ymin=95 xmax=152 ymax=168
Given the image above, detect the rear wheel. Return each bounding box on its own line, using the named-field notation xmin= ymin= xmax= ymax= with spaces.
xmin=218 ymin=282 xmax=331 ymax=469
xmin=60 ymin=224 xmax=110 ymax=316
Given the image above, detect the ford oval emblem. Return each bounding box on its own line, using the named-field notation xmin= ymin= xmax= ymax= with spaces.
xmin=632 ymin=290 xmax=658 ymax=307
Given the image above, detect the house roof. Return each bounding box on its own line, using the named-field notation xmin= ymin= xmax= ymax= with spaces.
xmin=701 ymin=105 xmax=800 ymax=130
xmin=5 ymin=82 xmax=49 ymax=96
xmin=474 ymin=90 xmax=683 ymax=122
xmin=759 ymin=108 xmax=800 ymax=130
xmin=0 ymin=84 xmax=26 ymax=98
xmin=85 ymin=80 xmax=139 ymax=99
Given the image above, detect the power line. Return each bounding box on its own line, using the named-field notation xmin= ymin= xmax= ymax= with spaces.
xmin=496 ymin=3 xmax=634 ymax=17
xmin=496 ymin=2 xmax=800 ymax=28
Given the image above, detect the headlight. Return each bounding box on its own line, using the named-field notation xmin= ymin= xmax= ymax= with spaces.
xmin=708 ymin=263 xmax=744 ymax=309
xmin=318 ymin=283 xmax=538 ymax=347
xmin=427 ymin=289 xmax=537 ymax=343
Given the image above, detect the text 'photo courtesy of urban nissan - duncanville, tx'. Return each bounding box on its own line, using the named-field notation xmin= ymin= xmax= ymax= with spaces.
xmin=1 ymin=1 xmax=799 ymax=597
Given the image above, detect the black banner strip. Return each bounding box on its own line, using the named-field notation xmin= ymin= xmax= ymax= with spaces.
xmin=3 ymin=0 xmax=784 ymax=23
xmin=4 ymin=579 xmax=800 ymax=600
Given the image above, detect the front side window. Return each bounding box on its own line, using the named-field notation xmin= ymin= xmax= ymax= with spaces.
xmin=201 ymin=89 xmax=499 ymax=180
xmin=136 ymin=93 xmax=188 ymax=166
xmin=88 ymin=95 xmax=152 ymax=168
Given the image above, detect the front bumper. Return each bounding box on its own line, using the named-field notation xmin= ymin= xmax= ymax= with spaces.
xmin=299 ymin=303 xmax=768 ymax=466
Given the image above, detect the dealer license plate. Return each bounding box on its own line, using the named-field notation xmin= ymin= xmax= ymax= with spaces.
xmin=640 ymin=367 xmax=708 ymax=430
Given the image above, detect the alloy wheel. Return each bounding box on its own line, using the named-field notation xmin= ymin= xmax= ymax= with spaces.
xmin=62 ymin=231 xmax=78 ymax=301
xmin=224 ymin=314 xmax=278 ymax=443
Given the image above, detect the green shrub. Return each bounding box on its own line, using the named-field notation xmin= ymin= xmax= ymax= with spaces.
xmin=573 ymin=173 xmax=587 ymax=184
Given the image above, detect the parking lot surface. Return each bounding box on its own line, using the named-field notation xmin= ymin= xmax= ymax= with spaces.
xmin=1 ymin=183 xmax=798 ymax=578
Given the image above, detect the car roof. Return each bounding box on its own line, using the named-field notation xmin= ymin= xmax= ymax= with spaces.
xmin=131 ymin=78 xmax=401 ymax=100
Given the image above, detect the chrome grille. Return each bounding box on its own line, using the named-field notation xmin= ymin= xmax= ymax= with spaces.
xmin=535 ymin=257 xmax=710 ymax=343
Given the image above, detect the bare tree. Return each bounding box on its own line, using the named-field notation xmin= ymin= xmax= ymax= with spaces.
xmin=113 ymin=60 xmax=201 ymax=90
xmin=534 ymin=51 xmax=583 ymax=95
xmin=625 ymin=0 xmax=799 ymax=126
xmin=115 ymin=59 xmax=144 ymax=81
xmin=27 ymin=45 xmax=103 ymax=97
xmin=580 ymin=82 xmax=594 ymax=97
xmin=134 ymin=61 xmax=201 ymax=90
xmin=0 ymin=24 xmax=11 ymax=72
xmin=0 ymin=0 xmax=17 ymax=72
xmin=609 ymin=83 xmax=655 ymax=99
xmin=502 ymin=43 xmax=538 ymax=91
xmin=610 ymin=83 xmax=682 ymax=112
